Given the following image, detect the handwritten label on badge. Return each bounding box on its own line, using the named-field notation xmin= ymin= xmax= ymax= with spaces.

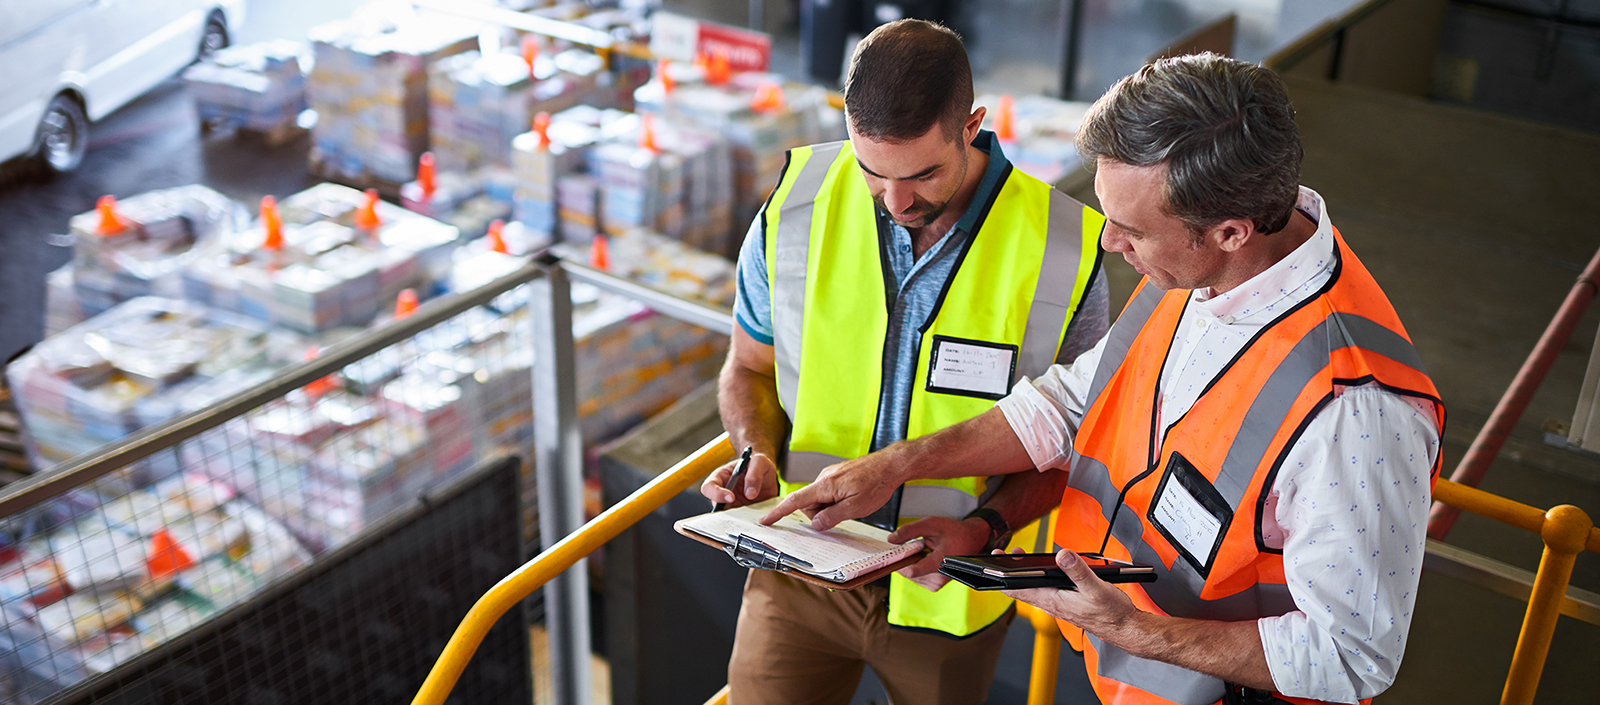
xmin=928 ymin=339 xmax=1014 ymax=398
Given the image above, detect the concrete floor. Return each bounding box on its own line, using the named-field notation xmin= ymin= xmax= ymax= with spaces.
xmin=2 ymin=2 xmax=1598 ymax=703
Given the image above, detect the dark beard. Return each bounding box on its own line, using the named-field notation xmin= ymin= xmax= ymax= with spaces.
xmin=874 ymin=194 xmax=950 ymax=229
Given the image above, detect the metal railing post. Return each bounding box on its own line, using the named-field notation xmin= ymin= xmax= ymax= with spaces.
xmin=530 ymin=254 xmax=593 ymax=705
xmin=1502 ymin=504 xmax=1593 ymax=705
xmin=1016 ymin=602 xmax=1062 ymax=705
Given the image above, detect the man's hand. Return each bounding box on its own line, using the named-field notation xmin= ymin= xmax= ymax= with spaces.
xmin=699 ymin=452 xmax=779 ymax=509
xmin=1002 ymin=549 xmax=1138 ymax=635
xmin=886 ymin=516 xmax=992 ymax=591
xmin=1002 ymin=548 xmax=1277 ymax=691
xmin=759 ymin=453 xmax=907 ymax=530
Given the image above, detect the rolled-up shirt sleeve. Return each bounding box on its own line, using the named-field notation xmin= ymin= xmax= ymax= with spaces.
xmin=733 ymin=211 xmax=774 ymax=345
xmin=994 ymin=335 xmax=1107 ymax=471
xmin=1258 ymin=384 xmax=1441 ymax=702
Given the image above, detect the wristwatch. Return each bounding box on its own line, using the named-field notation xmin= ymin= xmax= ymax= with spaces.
xmin=964 ymin=507 xmax=1012 ymax=553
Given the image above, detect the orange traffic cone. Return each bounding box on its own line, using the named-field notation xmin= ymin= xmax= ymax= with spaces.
xmin=996 ymin=94 xmax=1017 ymax=143
xmin=147 ymin=529 xmax=196 ymax=580
xmin=417 ymin=152 xmax=437 ymax=200
xmin=260 ymin=196 xmax=284 ymax=251
xmin=487 ymin=219 xmax=508 ymax=254
xmin=95 ymin=195 xmax=128 ymax=235
xmin=589 ymin=234 xmax=611 ymax=271
xmin=395 ymin=288 xmax=419 ymax=319
xmin=302 ymin=347 xmax=336 ymax=399
xmin=354 ymin=188 xmax=382 ymax=233
xmin=639 ymin=113 xmax=659 ymax=153
xmin=751 ymin=81 xmax=786 ymax=113
xmin=522 ymin=35 xmax=539 ymax=77
xmin=657 ymin=58 xmax=676 ymax=93
xmin=706 ymin=48 xmax=732 ymax=86
xmin=533 ymin=111 xmax=552 ymax=150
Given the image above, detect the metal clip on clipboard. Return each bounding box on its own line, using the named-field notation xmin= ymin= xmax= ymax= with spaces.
xmin=726 ymin=534 xmax=812 ymax=572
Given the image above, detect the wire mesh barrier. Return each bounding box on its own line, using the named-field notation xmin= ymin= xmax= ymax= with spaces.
xmin=0 ymin=262 xmax=547 ymax=704
xmin=0 ymin=248 xmax=732 ymax=704
xmin=41 ymin=455 xmax=529 ymax=705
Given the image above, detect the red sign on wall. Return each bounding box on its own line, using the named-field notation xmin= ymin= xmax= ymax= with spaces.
xmin=696 ymin=23 xmax=771 ymax=73
xmin=650 ymin=12 xmax=772 ymax=73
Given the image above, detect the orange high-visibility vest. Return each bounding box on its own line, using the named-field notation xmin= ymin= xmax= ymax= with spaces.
xmin=1053 ymin=229 xmax=1444 ymax=705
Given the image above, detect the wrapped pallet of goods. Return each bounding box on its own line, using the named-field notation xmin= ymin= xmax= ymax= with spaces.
xmin=183 ymin=40 xmax=309 ymax=142
xmin=399 ymin=153 xmax=515 ymax=240
xmin=0 ymin=473 xmax=313 ymax=700
xmin=3 ymin=298 xmax=300 ymax=477
xmin=181 ymin=184 xmax=460 ymax=335
xmin=977 ymin=93 xmax=1093 ymax=185
xmin=635 ymin=63 xmax=844 ymax=255
xmin=601 ymin=108 xmax=735 ymax=254
xmin=304 ymin=8 xmax=479 ymax=186
xmin=512 ymin=105 xmax=626 ymax=244
xmin=54 ymin=187 xmax=240 ymax=330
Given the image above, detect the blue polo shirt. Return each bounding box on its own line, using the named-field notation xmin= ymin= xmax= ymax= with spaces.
xmin=733 ymin=130 xmax=1106 ymax=451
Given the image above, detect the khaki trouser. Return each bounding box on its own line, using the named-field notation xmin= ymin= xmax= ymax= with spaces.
xmin=728 ymin=568 xmax=1014 ymax=705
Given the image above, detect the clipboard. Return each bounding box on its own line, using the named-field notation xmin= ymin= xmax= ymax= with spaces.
xmin=673 ymin=522 xmax=926 ymax=590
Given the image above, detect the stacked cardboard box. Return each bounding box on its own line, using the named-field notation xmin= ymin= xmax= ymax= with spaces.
xmin=180 ymin=183 xmax=460 ymax=334
xmin=635 ymin=73 xmax=844 ymax=253
xmin=305 ymin=11 xmax=479 ymax=184
xmin=427 ymin=51 xmax=537 ymax=174
xmin=66 ymin=186 xmax=239 ymax=319
xmin=184 ymin=40 xmax=308 ymax=133
xmin=976 ymin=93 xmax=1093 ymax=185
xmin=4 ymin=298 xmax=297 ymax=476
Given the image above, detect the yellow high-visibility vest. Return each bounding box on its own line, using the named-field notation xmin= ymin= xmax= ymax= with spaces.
xmin=762 ymin=139 xmax=1103 ymax=637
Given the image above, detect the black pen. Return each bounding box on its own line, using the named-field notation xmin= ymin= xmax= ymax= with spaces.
xmin=713 ymin=446 xmax=755 ymax=511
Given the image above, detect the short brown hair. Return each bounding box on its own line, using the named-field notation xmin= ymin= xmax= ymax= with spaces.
xmin=1078 ymin=53 xmax=1302 ymax=236
xmin=844 ymin=19 xmax=973 ymax=143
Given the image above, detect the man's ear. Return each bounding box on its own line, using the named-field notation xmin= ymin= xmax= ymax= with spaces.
xmin=964 ymin=106 xmax=986 ymax=143
xmin=1210 ymin=218 xmax=1256 ymax=253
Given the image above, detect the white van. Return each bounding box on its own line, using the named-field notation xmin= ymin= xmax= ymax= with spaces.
xmin=0 ymin=0 xmax=246 ymax=173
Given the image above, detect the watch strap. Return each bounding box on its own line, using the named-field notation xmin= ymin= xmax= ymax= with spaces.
xmin=963 ymin=507 xmax=1011 ymax=552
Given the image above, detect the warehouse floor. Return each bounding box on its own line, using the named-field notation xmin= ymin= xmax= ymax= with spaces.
xmin=2 ymin=3 xmax=1598 ymax=704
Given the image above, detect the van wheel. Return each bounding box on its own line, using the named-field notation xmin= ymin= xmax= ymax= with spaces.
xmin=198 ymin=11 xmax=229 ymax=61
xmin=35 ymin=94 xmax=88 ymax=173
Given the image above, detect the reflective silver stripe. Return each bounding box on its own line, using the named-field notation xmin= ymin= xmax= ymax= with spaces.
xmin=1085 ymin=284 xmax=1165 ymax=411
xmin=1016 ymin=193 xmax=1087 ymax=378
xmin=1068 ymin=454 xmax=1297 ymax=619
xmin=1086 ymin=633 xmax=1225 ymax=705
xmin=771 ymin=141 xmax=846 ymax=414
xmin=1215 ymin=312 xmax=1430 ymax=507
xmin=900 ymin=484 xmax=982 ymax=519
xmin=782 ymin=450 xmax=846 ymax=483
xmin=1066 ymin=310 xmax=1428 ymax=621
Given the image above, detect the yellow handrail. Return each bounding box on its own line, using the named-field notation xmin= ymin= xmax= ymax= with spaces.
xmin=703 ymin=685 xmax=730 ymax=705
xmin=1001 ymin=478 xmax=1597 ymax=705
xmin=1431 ymin=478 xmax=1597 ymax=705
xmin=410 ymin=445 xmax=1595 ymax=705
xmin=410 ymin=434 xmax=735 ymax=705
xmin=1015 ymin=602 xmax=1061 ymax=705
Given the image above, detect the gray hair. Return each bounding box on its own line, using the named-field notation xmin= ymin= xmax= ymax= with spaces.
xmin=1078 ymin=53 xmax=1302 ymax=237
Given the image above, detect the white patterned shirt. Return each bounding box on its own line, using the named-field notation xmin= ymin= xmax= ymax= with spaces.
xmin=995 ymin=187 xmax=1440 ymax=702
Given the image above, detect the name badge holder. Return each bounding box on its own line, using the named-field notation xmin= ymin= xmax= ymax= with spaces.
xmin=925 ymin=335 xmax=1019 ymax=401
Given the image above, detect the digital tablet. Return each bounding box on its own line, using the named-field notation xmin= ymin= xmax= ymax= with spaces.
xmin=938 ymin=552 xmax=1157 ymax=591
